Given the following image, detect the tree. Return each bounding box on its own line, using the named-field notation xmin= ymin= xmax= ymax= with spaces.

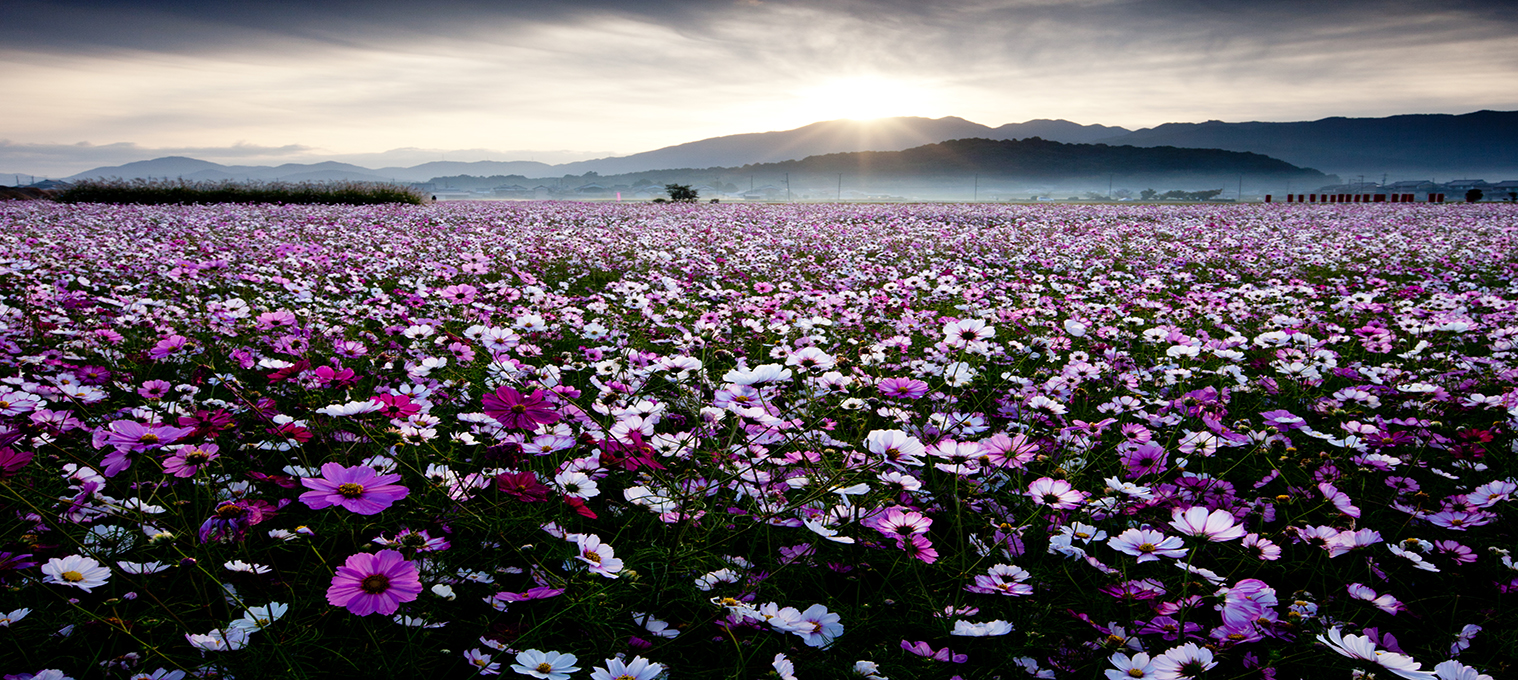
xmin=664 ymin=184 xmax=698 ymax=203
xmin=1140 ymin=188 xmax=1158 ymax=201
xmin=1465 ymin=188 xmax=1484 ymax=203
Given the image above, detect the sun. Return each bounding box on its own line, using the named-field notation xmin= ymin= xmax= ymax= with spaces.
xmin=792 ymin=76 xmax=933 ymax=122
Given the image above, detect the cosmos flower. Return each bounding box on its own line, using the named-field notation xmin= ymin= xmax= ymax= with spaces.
xmin=1151 ymin=642 xmax=1217 ymax=679
xmin=951 ymin=619 xmax=1014 ymax=636
xmin=41 ymin=555 xmax=111 ymax=593
xmin=198 ymin=499 xmax=277 ymax=543
xmin=325 ymin=549 xmax=423 ymax=616
xmin=482 ymin=386 xmax=561 ymax=429
xmin=1027 ymin=477 xmax=1089 ymax=510
xmin=572 ymin=533 xmax=624 ymax=578
xmin=160 ymin=443 xmax=219 ymax=477
xmin=299 ymin=462 xmax=409 ymax=515
xmin=900 ymin=640 xmax=967 ymax=663
xmin=510 ymin=649 xmax=580 ymax=680
xmin=1106 ymin=652 xmax=1156 ymax=679
xmin=1169 ymin=506 xmax=1247 ymax=542
xmin=1109 ymin=528 xmax=1188 ymax=563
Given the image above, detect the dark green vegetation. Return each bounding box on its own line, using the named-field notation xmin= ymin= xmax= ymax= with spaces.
xmin=53 ymin=179 xmax=427 ymax=205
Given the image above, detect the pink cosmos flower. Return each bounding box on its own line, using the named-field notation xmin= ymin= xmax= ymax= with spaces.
xmin=96 ymin=420 xmax=196 ymax=476
xmin=299 ymin=462 xmax=409 ymax=515
xmin=1109 ymin=528 xmax=1188 ymax=563
xmin=372 ymin=393 xmax=422 ymax=419
xmin=1348 ymin=583 xmax=1405 ymax=615
xmin=0 ymin=447 xmax=33 ymax=478
xmin=495 ymin=471 xmax=552 ymax=502
xmin=1169 ymin=507 xmax=1246 ymax=542
xmin=1242 ymin=533 xmax=1282 ymax=561
xmin=869 ymin=508 xmax=932 ymax=539
xmin=1319 ymin=482 xmax=1362 ymax=518
xmin=877 ymin=377 xmax=930 ymax=399
xmin=978 ymin=432 xmax=1038 ymax=468
xmin=481 ymin=386 xmax=561 ymax=429
xmin=161 ymin=444 xmax=219 ymax=478
xmin=964 ymin=563 xmax=1033 ymax=596
xmin=1027 ymin=477 xmax=1088 ymax=510
xmin=326 ymin=549 xmax=423 ymax=616
xmin=901 ymin=640 xmax=967 ymax=663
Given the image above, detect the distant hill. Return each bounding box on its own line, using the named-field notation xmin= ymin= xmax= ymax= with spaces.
xmin=737 ymin=137 xmax=1329 ymax=180
xmin=1102 ymin=110 xmax=1518 ymax=177
xmin=56 ymin=110 xmax=1515 ymax=186
xmin=555 ymin=117 xmax=1130 ymax=175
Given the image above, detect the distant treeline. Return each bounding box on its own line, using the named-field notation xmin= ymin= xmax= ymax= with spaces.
xmin=52 ymin=179 xmax=426 ymax=205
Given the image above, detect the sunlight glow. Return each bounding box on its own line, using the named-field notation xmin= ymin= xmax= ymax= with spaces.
xmin=790 ymin=76 xmax=939 ymax=122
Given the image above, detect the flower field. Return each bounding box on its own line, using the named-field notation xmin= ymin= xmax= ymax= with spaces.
xmin=0 ymin=200 xmax=1514 ymax=680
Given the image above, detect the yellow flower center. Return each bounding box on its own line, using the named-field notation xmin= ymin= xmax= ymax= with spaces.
xmin=1138 ymin=543 xmax=1156 ymax=552
xmin=337 ymin=483 xmax=365 ymax=498
xmin=584 ymin=551 xmax=601 ymax=563
xmin=536 ymin=663 xmax=553 ymax=673
xmin=138 ymin=433 xmax=160 ymax=444
xmin=62 ymin=570 xmax=85 ymax=582
xmin=1129 ymin=670 xmax=1146 ymax=678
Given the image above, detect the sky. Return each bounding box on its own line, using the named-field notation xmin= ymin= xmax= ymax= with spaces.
xmin=4 ymin=0 xmax=1518 ymax=177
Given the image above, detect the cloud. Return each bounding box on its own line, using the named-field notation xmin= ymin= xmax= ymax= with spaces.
xmin=2 ymin=0 xmax=1515 ymax=176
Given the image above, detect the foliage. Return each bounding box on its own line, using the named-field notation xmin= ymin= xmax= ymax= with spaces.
xmin=664 ymin=184 xmax=699 ymax=203
xmin=52 ymin=178 xmax=426 ymax=205
xmin=0 ymin=201 xmax=1514 ymax=680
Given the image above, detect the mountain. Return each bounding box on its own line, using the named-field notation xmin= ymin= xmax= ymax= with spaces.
xmin=1102 ymin=110 xmax=1518 ymax=177
xmin=737 ymin=137 xmax=1327 ymax=180
xmin=554 ymin=117 xmax=1129 ymax=175
xmin=55 ymin=110 xmax=1515 ymax=185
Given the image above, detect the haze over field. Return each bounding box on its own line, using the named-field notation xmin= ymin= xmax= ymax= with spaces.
xmin=4 ymin=0 xmax=1518 ymax=180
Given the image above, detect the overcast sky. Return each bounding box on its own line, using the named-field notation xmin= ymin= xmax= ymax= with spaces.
xmin=4 ymin=0 xmax=1517 ymax=176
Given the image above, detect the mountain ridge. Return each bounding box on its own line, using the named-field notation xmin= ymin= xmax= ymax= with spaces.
xmin=53 ymin=110 xmax=1518 ymax=184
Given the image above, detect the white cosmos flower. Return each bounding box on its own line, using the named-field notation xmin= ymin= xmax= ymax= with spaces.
xmin=804 ymin=518 xmax=855 ymax=544
xmin=228 ymin=602 xmax=288 ymax=632
xmin=42 ymin=555 xmax=111 ymax=592
xmin=951 ymin=619 xmax=1014 ymax=636
xmin=723 ymin=363 xmax=793 ymax=385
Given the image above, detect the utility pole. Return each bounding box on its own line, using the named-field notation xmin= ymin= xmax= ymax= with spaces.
xmin=785 ymin=173 xmax=790 ymax=202
xmin=1108 ymin=174 xmax=1114 ymax=200
xmin=973 ymin=174 xmax=978 ymax=202
xmin=1238 ymin=174 xmax=1243 ymax=201
xmin=837 ymin=173 xmax=842 ymax=201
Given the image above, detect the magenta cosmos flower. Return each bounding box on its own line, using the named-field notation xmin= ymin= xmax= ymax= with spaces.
xmin=299 ymin=462 xmax=409 ymax=515
xmin=326 ymin=549 xmax=423 ymax=616
xmin=481 ymin=386 xmax=561 ymax=429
